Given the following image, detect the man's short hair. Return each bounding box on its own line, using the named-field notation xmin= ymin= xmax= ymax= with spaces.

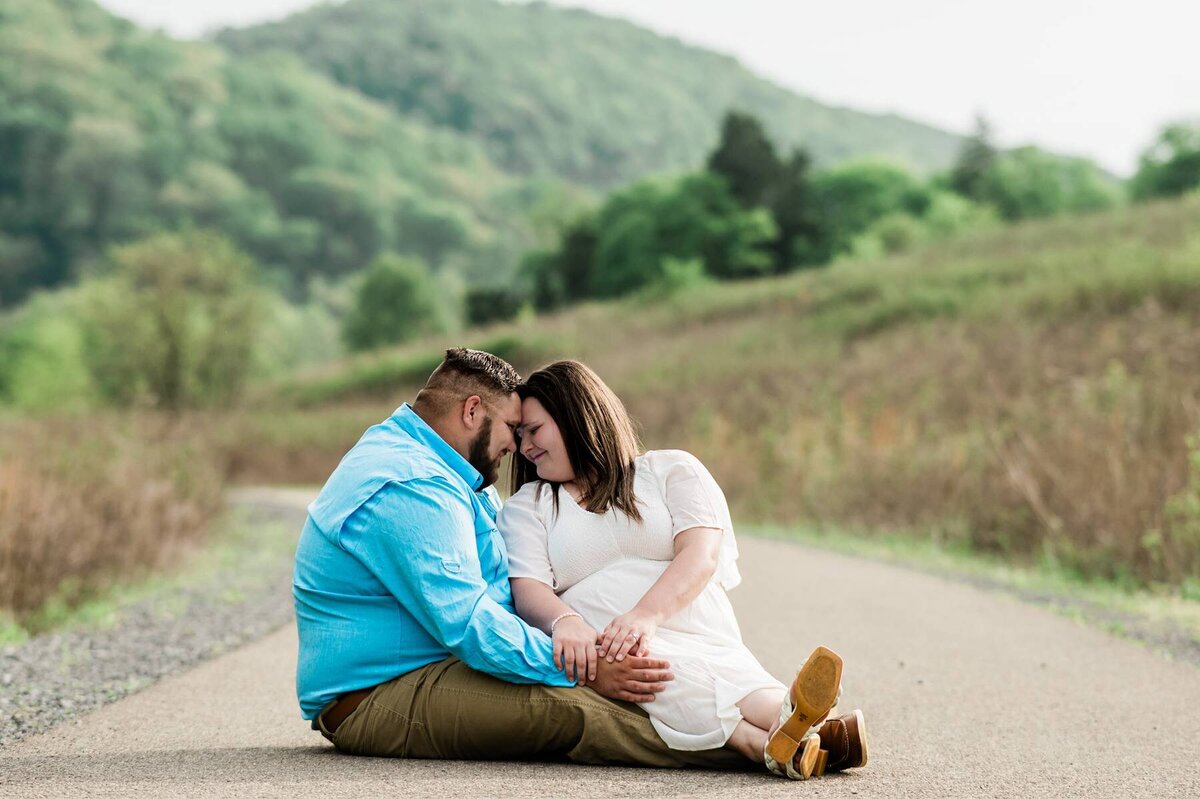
xmin=413 ymin=348 xmax=521 ymax=418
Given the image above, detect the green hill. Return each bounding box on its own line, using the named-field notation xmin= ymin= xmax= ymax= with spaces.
xmin=0 ymin=0 xmax=555 ymax=305
xmin=214 ymin=0 xmax=966 ymax=189
xmin=241 ymin=195 xmax=1200 ymax=588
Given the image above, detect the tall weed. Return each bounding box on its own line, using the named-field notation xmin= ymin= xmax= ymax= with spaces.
xmin=0 ymin=414 xmax=224 ymax=622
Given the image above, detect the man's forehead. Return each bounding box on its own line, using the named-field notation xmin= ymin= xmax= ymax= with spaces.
xmin=498 ymin=392 xmax=522 ymax=424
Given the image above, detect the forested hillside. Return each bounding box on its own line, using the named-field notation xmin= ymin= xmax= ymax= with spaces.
xmin=0 ymin=0 xmax=560 ymax=306
xmin=215 ymin=0 xmax=966 ymax=189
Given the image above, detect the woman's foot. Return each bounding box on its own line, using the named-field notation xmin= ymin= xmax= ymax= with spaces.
xmin=763 ymin=646 xmax=843 ymax=779
xmin=764 ymin=733 xmax=820 ymax=780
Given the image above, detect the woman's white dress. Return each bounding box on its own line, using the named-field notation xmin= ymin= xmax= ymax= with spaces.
xmin=497 ymin=449 xmax=783 ymax=751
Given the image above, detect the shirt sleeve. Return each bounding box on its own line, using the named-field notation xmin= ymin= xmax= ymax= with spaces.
xmin=342 ymin=479 xmax=573 ymax=687
xmin=496 ymin=484 xmax=558 ymax=590
xmin=651 ymin=449 xmax=743 ymax=590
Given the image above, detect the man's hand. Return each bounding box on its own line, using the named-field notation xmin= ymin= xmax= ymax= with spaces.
xmin=588 ymin=653 xmax=674 ymax=703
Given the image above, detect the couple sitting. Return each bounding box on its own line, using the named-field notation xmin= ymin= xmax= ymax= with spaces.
xmin=294 ymin=348 xmax=868 ymax=780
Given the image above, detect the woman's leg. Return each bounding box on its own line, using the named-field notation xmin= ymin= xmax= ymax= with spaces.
xmin=736 ymin=686 xmax=786 ymax=732
xmin=723 ymin=687 xmax=787 ymax=764
xmin=726 ymin=719 xmax=769 ymax=763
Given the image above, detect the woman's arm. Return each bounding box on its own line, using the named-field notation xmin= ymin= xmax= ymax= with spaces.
xmin=511 ymin=576 xmax=578 ymax=634
xmin=511 ymin=577 xmax=600 ymax=683
xmin=596 ymin=525 xmax=723 ymax=662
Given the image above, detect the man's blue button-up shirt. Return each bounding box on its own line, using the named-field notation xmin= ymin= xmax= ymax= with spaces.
xmin=293 ymin=403 xmax=572 ymax=719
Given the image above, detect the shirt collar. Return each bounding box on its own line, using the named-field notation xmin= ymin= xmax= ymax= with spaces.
xmin=392 ymin=403 xmax=484 ymax=491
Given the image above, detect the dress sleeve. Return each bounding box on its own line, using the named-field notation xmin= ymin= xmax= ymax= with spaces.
xmin=496 ymin=483 xmax=558 ymax=591
xmin=651 ymin=450 xmax=742 ymax=591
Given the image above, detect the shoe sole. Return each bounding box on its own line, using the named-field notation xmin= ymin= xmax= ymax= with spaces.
xmin=765 ymin=733 xmax=821 ymax=780
xmin=764 ymin=646 xmax=843 ymax=773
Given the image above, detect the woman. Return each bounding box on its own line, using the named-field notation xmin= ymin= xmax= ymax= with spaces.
xmin=496 ymin=360 xmax=867 ymax=779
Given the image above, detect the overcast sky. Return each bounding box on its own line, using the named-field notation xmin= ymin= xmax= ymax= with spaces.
xmin=96 ymin=0 xmax=1200 ymax=176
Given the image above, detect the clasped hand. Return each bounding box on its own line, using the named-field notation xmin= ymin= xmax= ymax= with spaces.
xmin=552 ymin=614 xmax=671 ymax=703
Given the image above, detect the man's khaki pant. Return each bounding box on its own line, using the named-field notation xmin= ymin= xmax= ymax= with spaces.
xmin=317 ymin=657 xmax=751 ymax=769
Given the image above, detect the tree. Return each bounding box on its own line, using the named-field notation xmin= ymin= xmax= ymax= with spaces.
xmin=79 ymin=230 xmax=261 ymax=409
xmin=281 ymin=168 xmax=389 ymax=279
xmin=1131 ymin=122 xmax=1200 ymax=200
xmin=950 ymin=115 xmax=997 ymax=202
xmin=393 ymin=195 xmax=471 ymax=267
xmin=589 ymin=173 xmax=775 ymax=297
xmin=661 ymin=173 xmax=775 ymax=280
xmin=985 ymin=147 xmax=1117 ymax=220
xmin=706 ymin=111 xmax=783 ymax=209
xmin=465 ymin=286 xmax=523 ymax=326
xmin=808 ymin=160 xmax=923 ymax=262
xmin=592 ymin=192 xmax=663 ymax=298
xmin=764 ymin=148 xmax=823 ymax=271
xmin=342 ymin=253 xmax=445 ymax=351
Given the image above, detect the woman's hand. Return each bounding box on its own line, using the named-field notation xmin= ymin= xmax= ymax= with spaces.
xmin=598 ymin=609 xmax=659 ymax=663
xmin=552 ymin=616 xmax=600 ymax=683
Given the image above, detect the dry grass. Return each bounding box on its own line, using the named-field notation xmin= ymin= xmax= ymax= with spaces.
xmin=0 ymin=413 xmax=224 ymax=622
xmin=213 ymin=404 xmax=384 ymax=485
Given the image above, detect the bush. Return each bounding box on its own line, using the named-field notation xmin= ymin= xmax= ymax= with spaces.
xmin=1131 ymin=121 xmax=1200 ymax=200
xmin=636 ymin=257 xmax=712 ymax=302
xmin=79 ymin=230 xmax=262 ymax=409
xmin=0 ymin=413 xmax=225 ymax=622
xmin=0 ymin=290 xmax=98 ymax=412
xmin=984 ymin=147 xmax=1118 ymax=220
xmin=466 ymin=286 xmax=525 ymax=326
xmin=341 ymin=252 xmax=448 ymax=351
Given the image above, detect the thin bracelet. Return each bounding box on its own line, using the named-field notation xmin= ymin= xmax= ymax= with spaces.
xmin=550 ymin=611 xmax=582 ymax=634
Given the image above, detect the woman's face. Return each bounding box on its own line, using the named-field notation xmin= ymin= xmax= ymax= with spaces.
xmin=519 ymin=396 xmax=575 ymax=483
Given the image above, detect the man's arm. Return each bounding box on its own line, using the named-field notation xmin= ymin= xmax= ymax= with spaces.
xmin=343 ymin=479 xmax=573 ymax=686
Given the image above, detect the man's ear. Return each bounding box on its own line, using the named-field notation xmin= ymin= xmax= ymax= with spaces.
xmin=461 ymin=395 xmax=485 ymax=431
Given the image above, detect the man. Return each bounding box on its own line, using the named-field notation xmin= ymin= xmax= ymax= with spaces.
xmin=293 ymin=347 xmax=748 ymax=767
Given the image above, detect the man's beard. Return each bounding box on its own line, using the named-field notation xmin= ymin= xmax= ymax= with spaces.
xmin=467 ymin=416 xmax=500 ymax=489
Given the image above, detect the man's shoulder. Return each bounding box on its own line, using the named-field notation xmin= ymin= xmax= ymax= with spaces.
xmin=307 ymin=420 xmax=468 ymax=537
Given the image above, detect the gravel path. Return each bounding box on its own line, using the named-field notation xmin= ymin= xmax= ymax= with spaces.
xmin=0 ymin=490 xmax=304 ymax=747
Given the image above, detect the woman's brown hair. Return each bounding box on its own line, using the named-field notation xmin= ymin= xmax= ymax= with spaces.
xmin=510 ymin=360 xmax=643 ymax=522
